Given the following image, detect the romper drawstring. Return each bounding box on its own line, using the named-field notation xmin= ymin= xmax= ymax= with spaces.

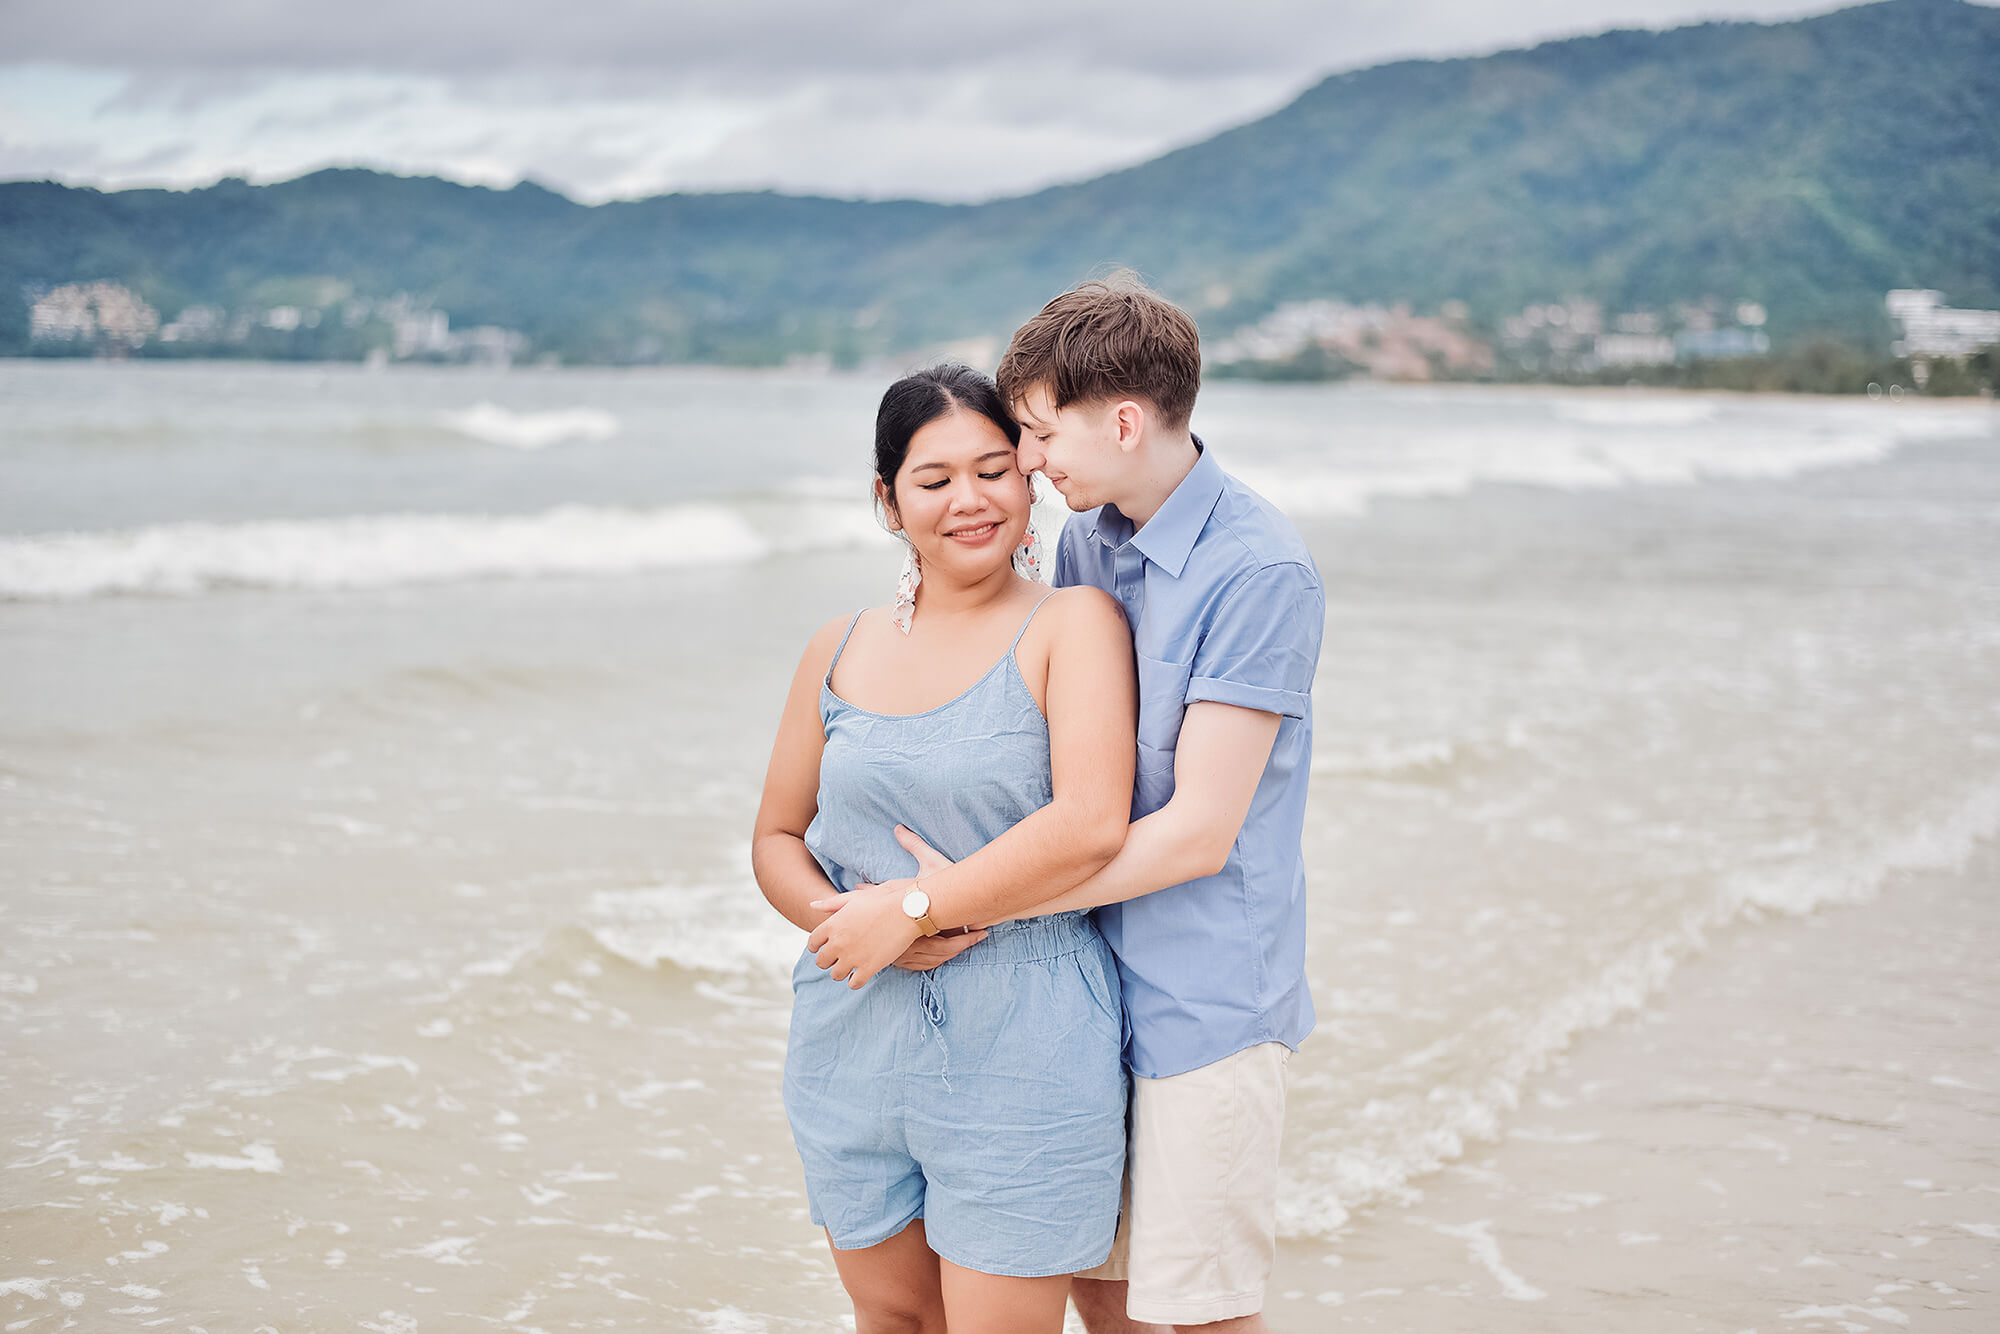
xmin=918 ymin=972 xmax=952 ymax=1092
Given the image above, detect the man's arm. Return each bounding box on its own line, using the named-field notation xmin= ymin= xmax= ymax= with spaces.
xmin=814 ymin=700 xmax=1279 ymax=933
xmin=829 ymin=554 xmax=1319 ymax=921
xmin=994 ymin=700 xmax=1279 ymax=918
xmin=925 ymin=557 xmax=1317 ymax=924
xmin=808 ymin=558 xmax=1319 ymax=985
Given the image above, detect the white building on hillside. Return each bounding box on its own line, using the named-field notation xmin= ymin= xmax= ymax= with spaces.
xmin=1887 ymin=290 xmax=2000 ymax=357
xmin=30 ymin=282 xmax=160 ymax=350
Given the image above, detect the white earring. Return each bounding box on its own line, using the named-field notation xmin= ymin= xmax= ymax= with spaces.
xmin=1012 ymin=526 xmax=1042 ymax=583
xmin=893 ymin=543 xmax=921 ymax=634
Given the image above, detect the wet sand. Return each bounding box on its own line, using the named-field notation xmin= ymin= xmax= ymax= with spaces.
xmin=1266 ymin=842 xmax=1999 ymax=1332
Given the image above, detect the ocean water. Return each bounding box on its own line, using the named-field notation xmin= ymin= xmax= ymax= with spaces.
xmin=2 ymin=361 xmax=1995 ymax=1330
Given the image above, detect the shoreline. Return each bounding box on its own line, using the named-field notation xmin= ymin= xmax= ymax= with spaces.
xmin=1 ymin=356 xmax=1994 ymax=404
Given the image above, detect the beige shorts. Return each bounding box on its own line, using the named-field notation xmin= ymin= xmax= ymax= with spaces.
xmin=1079 ymin=1041 xmax=1292 ymax=1326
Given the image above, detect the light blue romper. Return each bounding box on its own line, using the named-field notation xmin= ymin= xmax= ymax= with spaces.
xmin=783 ymin=598 xmax=1127 ymax=1278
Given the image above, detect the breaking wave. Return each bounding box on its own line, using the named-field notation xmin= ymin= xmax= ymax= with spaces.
xmin=437 ymin=403 xmax=620 ymax=449
xmin=0 ymin=501 xmax=887 ymax=601
xmin=1275 ymin=776 xmax=2000 ymax=1239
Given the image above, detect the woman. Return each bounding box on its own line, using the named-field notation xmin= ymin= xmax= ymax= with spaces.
xmin=751 ymin=365 xmax=1138 ymax=1334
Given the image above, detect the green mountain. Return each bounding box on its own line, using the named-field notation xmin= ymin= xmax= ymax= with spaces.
xmin=3 ymin=0 xmax=1996 ymax=363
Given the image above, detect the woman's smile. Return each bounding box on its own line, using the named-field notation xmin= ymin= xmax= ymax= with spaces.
xmin=943 ymin=520 xmax=1002 ymax=544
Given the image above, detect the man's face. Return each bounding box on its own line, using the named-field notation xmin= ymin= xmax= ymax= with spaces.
xmin=1012 ymin=383 xmax=1123 ymax=513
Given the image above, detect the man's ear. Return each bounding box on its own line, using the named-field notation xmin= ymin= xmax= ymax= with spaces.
xmin=875 ymin=478 xmax=901 ymax=531
xmin=1112 ymin=399 xmax=1147 ymax=454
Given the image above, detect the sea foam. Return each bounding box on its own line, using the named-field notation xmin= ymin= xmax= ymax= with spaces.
xmin=1238 ymin=426 xmax=1910 ymax=519
xmin=1238 ymin=406 xmax=1996 ymax=519
xmin=583 ymin=882 xmax=801 ymax=981
xmin=0 ymin=501 xmax=887 ymax=601
xmin=1276 ymin=776 xmax=2000 ymax=1240
xmin=437 ymin=403 xmax=619 ymax=449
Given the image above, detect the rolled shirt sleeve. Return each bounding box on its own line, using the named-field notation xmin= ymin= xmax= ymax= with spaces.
xmin=1185 ymin=561 xmax=1323 ymax=719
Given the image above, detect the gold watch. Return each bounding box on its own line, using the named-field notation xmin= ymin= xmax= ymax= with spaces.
xmin=901 ymin=884 xmax=941 ymax=937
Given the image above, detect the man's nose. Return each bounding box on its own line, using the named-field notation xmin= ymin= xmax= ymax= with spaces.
xmin=1018 ymin=440 xmax=1044 ymax=473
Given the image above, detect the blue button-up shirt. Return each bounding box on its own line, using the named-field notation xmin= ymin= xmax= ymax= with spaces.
xmin=1054 ymin=442 xmax=1323 ymax=1078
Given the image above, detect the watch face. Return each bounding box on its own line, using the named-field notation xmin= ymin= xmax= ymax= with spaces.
xmin=902 ymin=888 xmax=931 ymax=920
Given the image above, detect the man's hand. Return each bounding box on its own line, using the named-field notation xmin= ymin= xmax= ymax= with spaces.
xmin=889 ymin=824 xmax=957 ymax=880
xmin=891 ymin=929 xmax=987 ymax=972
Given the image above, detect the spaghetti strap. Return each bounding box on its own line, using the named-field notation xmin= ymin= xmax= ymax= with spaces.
xmin=825 ymin=610 xmax=866 ymax=682
xmin=1008 ymin=590 xmax=1059 ymax=652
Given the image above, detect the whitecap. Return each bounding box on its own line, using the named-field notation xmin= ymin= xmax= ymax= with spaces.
xmin=184 ymin=1142 xmax=282 ymax=1173
xmin=583 ymin=880 xmax=800 ymax=981
xmin=437 ymin=403 xmax=618 ymax=449
xmin=0 ymin=501 xmax=883 ymax=601
xmin=1237 ymin=413 xmax=1986 ymax=520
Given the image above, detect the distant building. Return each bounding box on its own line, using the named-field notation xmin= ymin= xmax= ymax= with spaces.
xmin=1500 ymin=295 xmax=1774 ymax=375
xmin=1211 ymin=298 xmax=1493 ymax=380
xmin=1676 ymin=328 xmax=1770 ymax=361
xmin=1593 ymin=333 xmax=1676 ymax=367
xmin=29 ymin=281 xmax=159 ymax=351
xmin=1498 ymin=298 xmax=1606 ymax=374
xmin=452 ymin=326 xmax=531 ymax=366
xmin=372 ymin=293 xmax=454 ymax=358
xmin=395 ymin=309 xmax=450 ymax=358
xmin=1887 ymin=290 xmax=2000 ymax=358
xmin=158 ymin=305 xmax=228 ymax=343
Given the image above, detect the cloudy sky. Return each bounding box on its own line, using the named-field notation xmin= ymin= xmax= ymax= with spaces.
xmin=0 ymin=1 xmax=1898 ymax=202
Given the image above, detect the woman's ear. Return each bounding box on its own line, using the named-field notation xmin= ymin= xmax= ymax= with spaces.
xmin=875 ymin=477 xmax=901 ymax=531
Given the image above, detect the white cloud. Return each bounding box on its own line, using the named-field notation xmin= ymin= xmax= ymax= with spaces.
xmin=0 ymin=2 xmax=1927 ymax=201
xmin=0 ymin=62 xmax=1297 ymax=201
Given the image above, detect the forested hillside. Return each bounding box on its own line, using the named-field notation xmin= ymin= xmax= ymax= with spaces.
xmin=3 ymin=0 xmax=1994 ymax=363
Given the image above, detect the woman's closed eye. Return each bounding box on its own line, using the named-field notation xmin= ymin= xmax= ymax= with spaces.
xmin=919 ymin=471 xmax=1010 ymax=490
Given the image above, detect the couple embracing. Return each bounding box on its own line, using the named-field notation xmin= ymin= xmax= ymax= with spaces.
xmin=753 ymin=275 xmax=1323 ymax=1334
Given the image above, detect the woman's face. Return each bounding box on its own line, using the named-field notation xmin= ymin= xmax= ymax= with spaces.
xmin=884 ymin=409 xmax=1030 ymax=582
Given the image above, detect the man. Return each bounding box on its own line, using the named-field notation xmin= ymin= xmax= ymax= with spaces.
xmin=808 ymin=273 xmax=1323 ymax=1332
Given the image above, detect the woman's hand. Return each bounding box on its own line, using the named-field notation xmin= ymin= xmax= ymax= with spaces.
xmin=808 ymin=826 xmax=970 ymax=987
xmin=805 ymin=881 xmax=921 ymax=988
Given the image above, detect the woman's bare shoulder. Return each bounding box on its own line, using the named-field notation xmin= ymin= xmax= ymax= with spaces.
xmin=1021 ymin=586 xmax=1129 ymax=667
xmin=797 ymin=609 xmax=872 ymax=679
xmin=1041 ymin=583 xmax=1125 ymax=628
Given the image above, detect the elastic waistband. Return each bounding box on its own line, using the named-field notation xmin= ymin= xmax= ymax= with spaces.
xmin=941 ymin=910 xmax=1101 ymax=966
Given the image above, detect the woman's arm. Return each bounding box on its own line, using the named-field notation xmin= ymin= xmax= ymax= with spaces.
xmin=803 ymin=587 xmax=1138 ymax=986
xmin=750 ymin=616 xmax=849 ymax=932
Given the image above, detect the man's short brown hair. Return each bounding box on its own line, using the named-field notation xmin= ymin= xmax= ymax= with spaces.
xmin=997 ymin=271 xmax=1201 ymax=429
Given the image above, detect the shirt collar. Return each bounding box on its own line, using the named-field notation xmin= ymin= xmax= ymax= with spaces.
xmin=1083 ymin=437 xmax=1223 ymax=579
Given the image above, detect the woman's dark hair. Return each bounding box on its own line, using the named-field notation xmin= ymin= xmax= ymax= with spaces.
xmin=874 ymin=364 xmax=1021 ymax=510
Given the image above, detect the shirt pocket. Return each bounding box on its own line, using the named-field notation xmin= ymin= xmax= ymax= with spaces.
xmin=1134 ymin=652 xmax=1194 ymax=777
